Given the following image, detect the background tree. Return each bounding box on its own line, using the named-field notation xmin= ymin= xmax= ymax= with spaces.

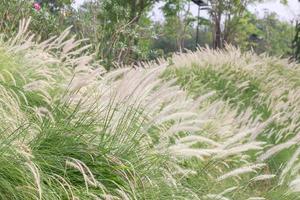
xmin=0 ymin=0 xmax=296 ymax=68
xmin=293 ymin=21 xmax=300 ymax=61
xmin=74 ymin=0 xmax=158 ymax=68
xmin=293 ymin=0 xmax=300 ymax=61
xmin=161 ymin=0 xmax=196 ymax=52
xmin=208 ymin=0 xmax=260 ymax=49
xmin=232 ymin=11 xmax=294 ymax=56
xmin=254 ymin=12 xmax=294 ymax=56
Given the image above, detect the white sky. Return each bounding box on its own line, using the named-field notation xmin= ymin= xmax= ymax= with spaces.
xmin=250 ymin=0 xmax=300 ymax=21
xmin=74 ymin=0 xmax=300 ymax=22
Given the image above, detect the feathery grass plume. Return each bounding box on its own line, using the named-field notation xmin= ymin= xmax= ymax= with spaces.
xmin=160 ymin=43 xmax=300 ymax=198
xmin=215 ymin=142 xmax=265 ymax=159
xmin=217 ymin=164 xmax=266 ymax=181
xmin=3 ymin=18 xmax=300 ymax=199
xmin=258 ymin=140 xmax=297 ymax=161
xmin=1 ymin=18 xmax=228 ymax=199
xmin=280 ymin=147 xmax=300 ymax=184
xmin=204 ymin=194 xmax=230 ymax=200
xmin=250 ymin=174 xmax=276 ymax=182
xmin=290 ymin=178 xmax=300 ymax=192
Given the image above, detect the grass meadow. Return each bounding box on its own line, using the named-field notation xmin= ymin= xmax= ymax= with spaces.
xmin=0 ymin=19 xmax=300 ymax=199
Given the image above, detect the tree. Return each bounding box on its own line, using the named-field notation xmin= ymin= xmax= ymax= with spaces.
xmin=255 ymin=12 xmax=293 ymax=56
xmin=74 ymin=0 xmax=158 ymax=68
xmin=151 ymin=20 xmax=212 ymax=56
xmin=293 ymin=21 xmax=300 ymax=61
xmin=207 ymin=0 xmax=260 ymax=49
xmin=229 ymin=11 xmax=259 ymax=51
xmin=161 ymin=0 xmax=196 ymax=52
xmin=293 ymin=0 xmax=300 ymax=61
xmin=232 ymin=11 xmax=294 ymax=56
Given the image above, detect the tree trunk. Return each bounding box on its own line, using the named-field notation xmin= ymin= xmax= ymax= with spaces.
xmin=293 ymin=21 xmax=300 ymax=61
xmin=213 ymin=12 xmax=222 ymax=49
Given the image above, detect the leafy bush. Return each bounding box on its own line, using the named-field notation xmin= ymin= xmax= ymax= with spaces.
xmin=0 ymin=1 xmax=70 ymax=39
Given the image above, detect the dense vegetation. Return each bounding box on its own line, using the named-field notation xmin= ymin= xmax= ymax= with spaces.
xmin=0 ymin=0 xmax=297 ymax=68
xmin=0 ymin=0 xmax=300 ymax=199
xmin=0 ymin=18 xmax=299 ymax=199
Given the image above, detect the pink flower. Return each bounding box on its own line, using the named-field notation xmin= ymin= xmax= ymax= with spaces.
xmin=33 ymin=3 xmax=41 ymax=11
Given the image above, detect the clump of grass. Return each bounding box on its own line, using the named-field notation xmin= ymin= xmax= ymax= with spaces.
xmin=0 ymin=19 xmax=211 ymax=199
xmin=1 ymin=19 xmax=300 ymax=200
xmin=162 ymin=45 xmax=300 ymax=199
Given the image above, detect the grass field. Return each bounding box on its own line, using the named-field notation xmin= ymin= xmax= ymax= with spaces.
xmin=0 ymin=20 xmax=300 ymax=199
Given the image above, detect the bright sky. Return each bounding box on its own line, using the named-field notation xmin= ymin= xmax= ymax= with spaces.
xmin=250 ymin=0 xmax=300 ymax=21
xmin=74 ymin=0 xmax=300 ymax=22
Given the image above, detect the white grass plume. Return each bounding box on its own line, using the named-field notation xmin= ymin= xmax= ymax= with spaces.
xmin=217 ymin=164 xmax=266 ymax=181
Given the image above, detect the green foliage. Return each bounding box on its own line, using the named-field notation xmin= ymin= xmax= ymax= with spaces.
xmin=208 ymin=0 xmax=261 ymax=48
xmin=161 ymin=0 xmax=196 ymax=51
xmin=0 ymin=0 xmax=295 ymax=68
xmin=252 ymin=12 xmax=294 ymax=56
xmin=230 ymin=11 xmax=294 ymax=56
xmin=0 ymin=0 xmax=72 ymax=39
xmin=225 ymin=12 xmax=259 ymax=50
xmin=73 ymin=0 xmax=158 ymax=69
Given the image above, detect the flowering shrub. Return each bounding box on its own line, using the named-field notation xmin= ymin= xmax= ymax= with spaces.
xmin=0 ymin=1 xmax=70 ymax=39
xmin=33 ymin=2 xmax=41 ymax=11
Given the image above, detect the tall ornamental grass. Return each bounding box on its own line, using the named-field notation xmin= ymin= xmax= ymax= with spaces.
xmin=0 ymin=19 xmax=299 ymax=199
xmin=164 ymin=45 xmax=300 ymax=199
